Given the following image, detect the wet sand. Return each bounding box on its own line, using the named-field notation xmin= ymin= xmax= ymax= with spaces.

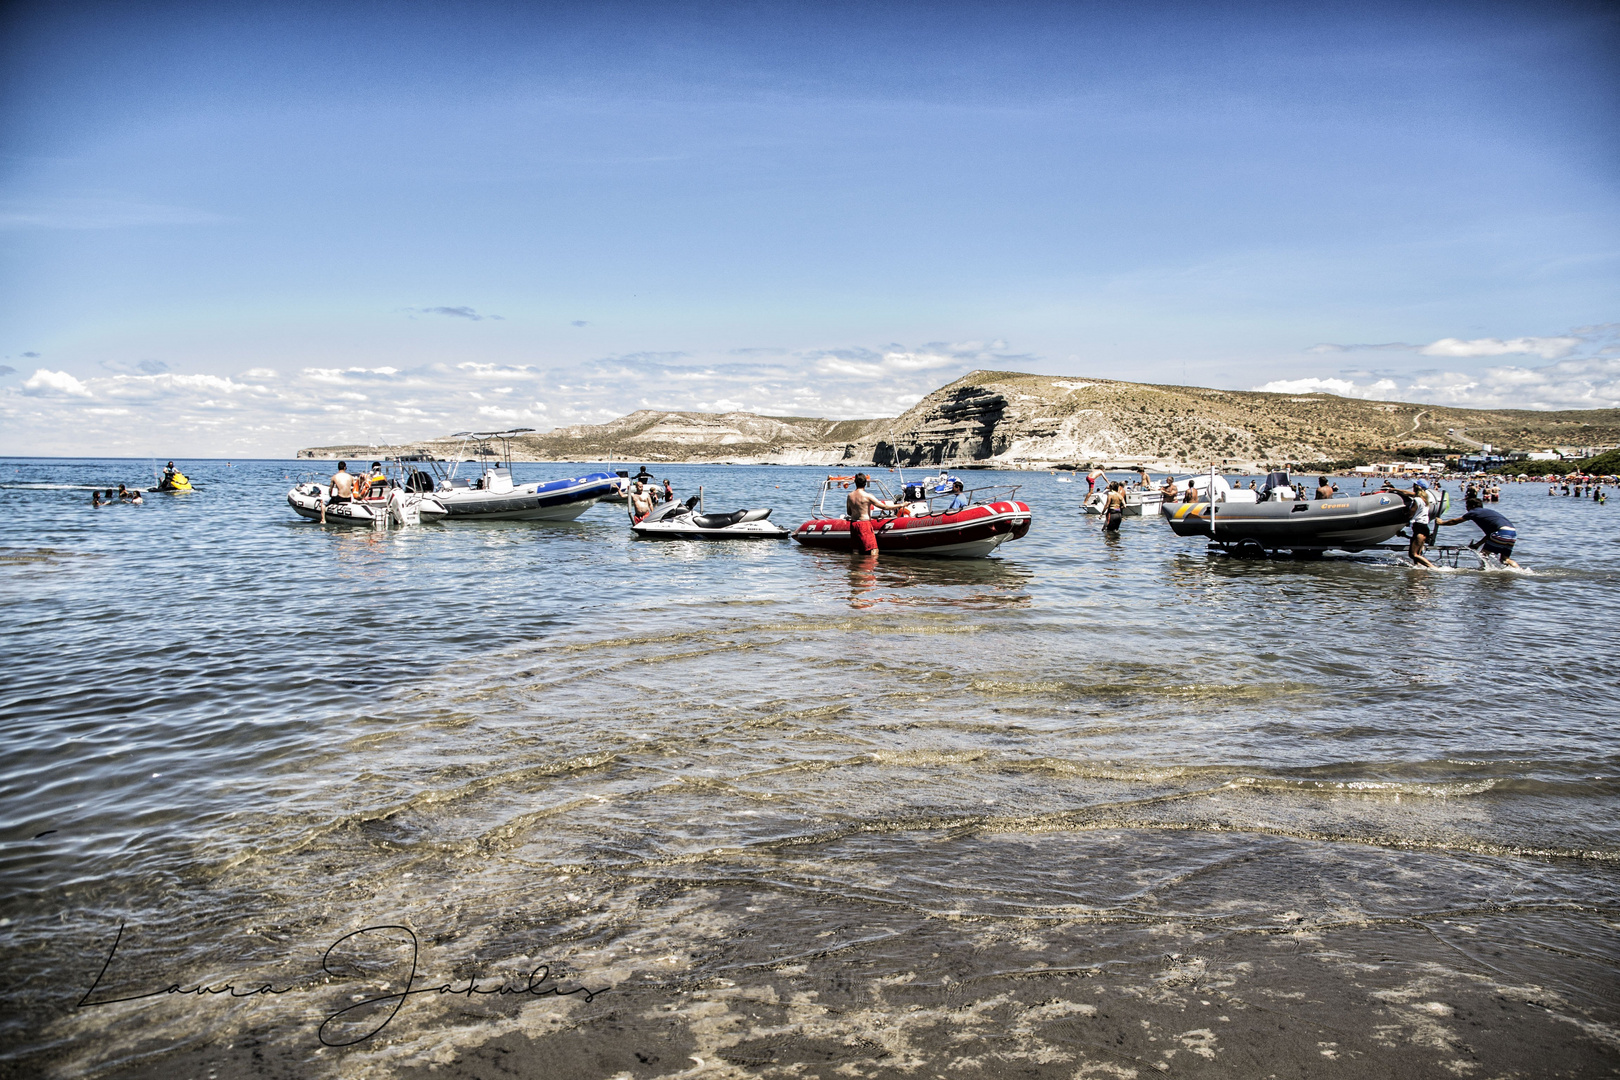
xmin=24 ymin=853 xmax=1619 ymax=1080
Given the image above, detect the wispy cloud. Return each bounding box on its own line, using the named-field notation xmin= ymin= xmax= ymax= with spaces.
xmin=0 ymin=199 xmax=224 ymax=230
xmin=100 ymin=359 xmax=169 ymax=375
xmin=0 ymin=366 xmax=15 ymax=377
xmin=1307 ymin=329 xmax=1593 ymax=361
xmin=1306 ymin=342 xmax=1412 ymax=353
xmin=409 ymin=306 xmax=504 ymax=321
xmin=1418 ymin=336 xmax=1580 ymax=361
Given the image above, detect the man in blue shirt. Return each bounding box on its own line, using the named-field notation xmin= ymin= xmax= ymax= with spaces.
xmin=1440 ymin=496 xmax=1521 ymax=568
xmin=945 ymin=480 xmax=970 ymax=513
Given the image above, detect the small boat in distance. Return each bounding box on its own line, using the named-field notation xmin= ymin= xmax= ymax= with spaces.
xmin=793 ymin=474 xmax=1031 ymax=557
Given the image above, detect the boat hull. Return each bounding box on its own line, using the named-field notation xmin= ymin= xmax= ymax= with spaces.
xmin=437 ymin=472 xmax=618 ymax=521
xmin=1165 ymin=493 xmax=1409 ymax=551
xmin=793 ymin=501 xmax=1031 ymax=557
xmin=287 ymin=485 xmax=447 ymax=526
xmin=1123 ymin=490 xmax=1163 ymax=516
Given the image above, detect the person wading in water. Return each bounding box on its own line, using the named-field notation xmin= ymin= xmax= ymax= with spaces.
xmin=847 ymin=473 xmax=900 ymax=556
xmin=1103 ymin=481 xmax=1126 ymax=532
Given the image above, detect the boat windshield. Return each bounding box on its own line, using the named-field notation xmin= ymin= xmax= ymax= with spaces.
xmin=813 ymin=473 xmax=1020 ymax=517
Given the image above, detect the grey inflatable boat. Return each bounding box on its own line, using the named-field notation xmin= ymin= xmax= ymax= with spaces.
xmin=1165 ymin=476 xmax=1413 ymax=554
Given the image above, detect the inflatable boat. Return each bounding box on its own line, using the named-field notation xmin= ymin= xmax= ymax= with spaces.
xmin=1164 ymin=483 xmax=1410 ymax=554
xmin=409 ymin=430 xmax=619 ymax=521
xmin=632 ymin=497 xmax=791 ymax=540
xmin=287 ymin=482 xmax=448 ymax=527
xmin=792 ymin=475 xmax=1031 ymax=557
xmin=435 ymin=467 xmax=618 ymax=521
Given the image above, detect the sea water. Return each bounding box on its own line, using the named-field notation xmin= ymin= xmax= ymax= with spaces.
xmin=1 ymin=460 xmax=1616 ymax=1076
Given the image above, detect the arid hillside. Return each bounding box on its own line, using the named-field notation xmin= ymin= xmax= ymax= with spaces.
xmin=300 ymin=370 xmax=1620 ymax=468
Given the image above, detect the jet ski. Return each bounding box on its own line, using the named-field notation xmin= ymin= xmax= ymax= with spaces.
xmin=632 ymin=495 xmax=791 ymax=540
xmin=1163 ymin=472 xmax=1408 ymax=555
xmin=149 ymin=469 xmax=194 ymax=493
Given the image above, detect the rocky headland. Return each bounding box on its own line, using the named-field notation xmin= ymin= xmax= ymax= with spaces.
xmin=299 ymin=370 xmax=1620 ymax=469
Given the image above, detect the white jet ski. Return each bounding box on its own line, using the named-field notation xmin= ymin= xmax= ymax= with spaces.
xmin=632 ymin=496 xmax=791 ymax=540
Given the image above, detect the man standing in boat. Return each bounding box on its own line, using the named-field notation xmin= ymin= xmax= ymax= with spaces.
xmin=847 ymin=473 xmax=900 ymax=555
xmin=321 ymin=461 xmax=356 ymax=524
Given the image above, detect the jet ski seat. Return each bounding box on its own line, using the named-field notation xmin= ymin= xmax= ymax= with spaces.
xmin=692 ymin=508 xmax=772 ymax=529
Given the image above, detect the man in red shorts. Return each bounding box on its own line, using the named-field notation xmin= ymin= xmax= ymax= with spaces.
xmin=847 ymin=472 xmax=900 ymax=554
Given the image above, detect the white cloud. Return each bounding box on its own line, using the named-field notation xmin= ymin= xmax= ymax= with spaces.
xmin=1419 ymin=336 xmax=1581 ymax=360
xmin=1257 ymin=357 xmax=1620 ymax=410
xmin=22 ymin=369 xmax=92 ymax=397
xmin=1274 ymin=325 xmax=1620 ymax=408
xmin=0 ymin=339 xmax=1032 ymax=456
xmin=1255 ymin=377 xmax=1364 ymax=396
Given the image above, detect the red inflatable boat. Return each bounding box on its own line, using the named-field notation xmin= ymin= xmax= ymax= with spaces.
xmin=793 ymin=475 xmax=1032 ymax=557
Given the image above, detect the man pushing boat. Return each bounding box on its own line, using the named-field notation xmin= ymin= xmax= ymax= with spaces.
xmin=847 ymin=473 xmax=901 ymax=555
xmin=1440 ymin=495 xmax=1522 ymax=568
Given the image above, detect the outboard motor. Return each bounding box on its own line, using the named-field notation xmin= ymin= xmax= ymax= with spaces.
xmin=406 ymin=470 xmax=435 ymax=493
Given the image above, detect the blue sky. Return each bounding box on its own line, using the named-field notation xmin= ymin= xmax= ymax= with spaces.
xmin=2 ymin=0 xmax=1617 ymax=455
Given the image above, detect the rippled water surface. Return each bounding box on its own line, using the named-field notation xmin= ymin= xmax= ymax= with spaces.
xmin=2 ymin=458 xmax=1617 ymax=1077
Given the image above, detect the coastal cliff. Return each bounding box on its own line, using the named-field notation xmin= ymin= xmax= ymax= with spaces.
xmin=299 ymin=370 xmax=1620 ymax=468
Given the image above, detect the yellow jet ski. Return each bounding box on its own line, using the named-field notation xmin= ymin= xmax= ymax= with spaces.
xmin=150 ymin=467 xmax=194 ymax=492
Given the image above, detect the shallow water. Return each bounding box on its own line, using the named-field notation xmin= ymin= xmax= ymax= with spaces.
xmin=1 ymin=460 xmax=1616 ymax=1076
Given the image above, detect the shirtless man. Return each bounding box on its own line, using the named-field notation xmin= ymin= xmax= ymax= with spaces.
xmin=846 ymin=473 xmax=899 ymax=554
xmin=1315 ymin=476 xmax=1334 ymax=500
xmin=628 ymin=481 xmax=655 ymax=523
xmin=320 ymin=461 xmax=356 ymax=523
